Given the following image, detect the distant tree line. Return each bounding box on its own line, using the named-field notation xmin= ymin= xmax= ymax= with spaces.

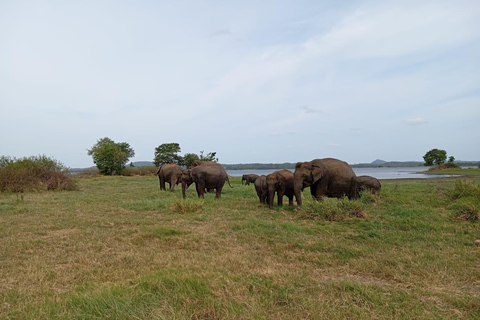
xmin=86 ymin=139 xmax=479 ymax=176
xmin=222 ymin=163 xmax=296 ymax=170
xmin=87 ymin=138 xmax=219 ymax=175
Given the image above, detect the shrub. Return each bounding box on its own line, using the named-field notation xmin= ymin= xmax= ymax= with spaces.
xmin=0 ymin=155 xmax=77 ymax=192
xmin=447 ymin=181 xmax=480 ymax=200
xmin=300 ymin=197 xmax=367 ymax=221
xmin=451 ymin=199 xmax=479 ymax=222
xmin=427 ymin=163 xmax=460 ymax=171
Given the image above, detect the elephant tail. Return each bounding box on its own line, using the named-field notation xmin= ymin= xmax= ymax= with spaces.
xmin=226 ymin=176 xmax=233 ymax=188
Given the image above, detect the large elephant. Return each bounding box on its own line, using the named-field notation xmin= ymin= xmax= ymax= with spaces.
xmin=356 ymin=175 xmax=381 ymax=196
xmin=180 ymin=165 xmax=232 ymax=199
xmin=266 ymin=169 xmax=295 ymax=209
xmin=242 ymin=174 xmax=259 ymax=185
xmin=156 ymin=163 xmax=183 ymax=191
xmin=254 ymin=175 xmax=267 ymax=204
xmin=294 ymin=158 xmax=358 ymax=208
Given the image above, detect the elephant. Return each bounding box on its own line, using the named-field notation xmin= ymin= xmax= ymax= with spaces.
xmin=156 ymin=163 xmax=183 ymax=191
xmin=254 ymin=175 xmax=267 ymax=204
xmin=242 ymin=174 xmax=259 ymax=185
xmin=180 ymin=165 xmax=232 ymax=199
xmin=356 ymin=175 xmax=381 ymax=196
xmin=294 ymin=158 xmax=358 ymax=208
xmin=266 ymin=169 xmax=295 ymax=209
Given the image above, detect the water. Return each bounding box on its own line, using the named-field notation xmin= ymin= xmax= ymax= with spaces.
xmin=226 ymin=167 xmax=459 ymax=180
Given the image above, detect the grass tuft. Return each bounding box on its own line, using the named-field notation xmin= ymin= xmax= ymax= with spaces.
xmin=171 ymin=200 xmax=203 ymax=214
xmin=447 ymin=181 xmax=480 ymax=200
xmin=300 ymin=197 xmax=367 ymax=221
xmin=451 ymin=199 xmax=479 ymax=222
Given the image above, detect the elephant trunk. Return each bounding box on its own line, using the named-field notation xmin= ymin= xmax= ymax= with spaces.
xmin=182 ymin=181 xmax=187 ymax=199
xmin=294 ymin=180 xmax=303 ymax=208
xmin=267 ymin=188 xmax=275 ymax=209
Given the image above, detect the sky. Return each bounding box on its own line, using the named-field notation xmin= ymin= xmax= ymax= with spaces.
xmin=1 ymin=0 xmax=479 ymax=168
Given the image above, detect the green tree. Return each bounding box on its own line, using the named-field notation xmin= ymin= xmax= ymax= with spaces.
xmin=199 ymin=150 xmax=218 ymax=162
xmin=423 ymin=148 xmax=447 ymax=166
xmin=448 ymin=156 xmax=455 ymax=163
xmin=88 ymin=137 xmax=135 ymax=175
xmin=153 ymin=143 xmax=182 ymax=167
xmin=182 ymin=153 xmax=200 ymax=168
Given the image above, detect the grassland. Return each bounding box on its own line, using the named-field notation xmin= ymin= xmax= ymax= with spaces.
xmin=1 ymin=174 xmax=479 ymax=319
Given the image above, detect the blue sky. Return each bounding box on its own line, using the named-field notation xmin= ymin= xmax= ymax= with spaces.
xmin=1 ymin=0 xmax=479 ymax=168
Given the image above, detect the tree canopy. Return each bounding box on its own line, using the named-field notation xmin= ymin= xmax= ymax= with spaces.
xmin=153 ymin=143 xmax=182 ymax=167
xmin=423 ymin=148 xmax=448 ymax=166
xmin=88 ymin=137 xmax=135 ymax=175
xmin=153 ymin=143 xmax=219 ymax=167
xmin=199 ymin=151 xmax=218 ymax=162
xmin=182 ymin=153 xmax=200 ymax=168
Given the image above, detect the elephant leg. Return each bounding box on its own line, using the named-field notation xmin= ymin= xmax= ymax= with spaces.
xmin=288 ymin=194 xmax=294 ymax=206
xmin=315 ymin=178 xmax=329 ymax=200
xmin=160 ymin=176 xmax=166 ymax=191
xmin=347 ymin=177 xmax=358 ymax=200
xmin=215 ymin=187 xmax=222 ymax=198
xmin=277 ymin=190 xmax=284 ymax=207
xmin=169 ymin=178 xmax=176 ymax=191
xmin=196 ymin=183 xmax=205 ymax=198
xmin=310 ymin=183 xmax=317 ymax=200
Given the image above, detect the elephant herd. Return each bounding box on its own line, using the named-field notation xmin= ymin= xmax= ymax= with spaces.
xmin=156 ymin=158 xmax=381 ymax=209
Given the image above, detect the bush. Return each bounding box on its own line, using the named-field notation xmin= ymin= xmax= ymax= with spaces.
xmin=0 ymin=155 xmax=77 ymax=192
xmin=447 ymin=181 xmax=480 ymax=200
xmin=427 ymin=163 xmax=460 ymax=171
xmin=451 ymin=199 xmax=479 ymax=222
xmin=300 ymin=197 xmax=367 ymax=221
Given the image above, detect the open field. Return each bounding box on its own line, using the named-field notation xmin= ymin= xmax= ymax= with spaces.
xmin=1 ymin=175 xmax=480 ymax=319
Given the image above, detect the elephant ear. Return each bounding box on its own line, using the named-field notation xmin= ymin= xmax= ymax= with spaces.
xmin=311 ymin=164 xmax=324 ymax=184
xmin=277 ymin=174 xmax=286 ymax=187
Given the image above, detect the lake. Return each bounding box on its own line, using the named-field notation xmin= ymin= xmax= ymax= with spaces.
xmin=226 ymin=167 xmax=458 ymax=180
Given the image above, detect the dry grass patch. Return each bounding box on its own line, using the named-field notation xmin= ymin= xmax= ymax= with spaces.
xmin=171 ymin=199 xmax=203 ymax=214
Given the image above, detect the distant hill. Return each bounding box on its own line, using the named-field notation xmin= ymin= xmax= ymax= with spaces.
xmin=371 ymin=159 xmax=387 ymax=165
xmin=132 ymin=161 xmax=155 ymax=167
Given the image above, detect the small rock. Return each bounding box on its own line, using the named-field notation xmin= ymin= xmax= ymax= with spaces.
xmin=475 ymin=240 xmax=480 ymax=247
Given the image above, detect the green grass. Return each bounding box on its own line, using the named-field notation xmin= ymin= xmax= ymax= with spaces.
xmin=0 ymin=175 xmax=479 ymax=319
xmin=424 ymin=168 xmax=480 ymax=176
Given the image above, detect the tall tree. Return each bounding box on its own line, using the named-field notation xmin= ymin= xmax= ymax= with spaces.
xmin=153 ymin=143 xmax=182 ymax=166
xmin=423 ymin=148 xmax=447 ymax=166
xmin=182 ymin=153 xmax=200 ymax=168
xmin=88 ymin=137 xmax=135 ymax=175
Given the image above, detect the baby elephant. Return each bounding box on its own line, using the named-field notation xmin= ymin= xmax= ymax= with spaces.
xmin=266 ymin=170 xmax=295 ymax=209
xmin=254 ymin=175 xmax=267 ymax=204
xmin=356 ymin=175 xmax=381 ymax=196
xmin=242 ymin=174 xmax=259 ymax=185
